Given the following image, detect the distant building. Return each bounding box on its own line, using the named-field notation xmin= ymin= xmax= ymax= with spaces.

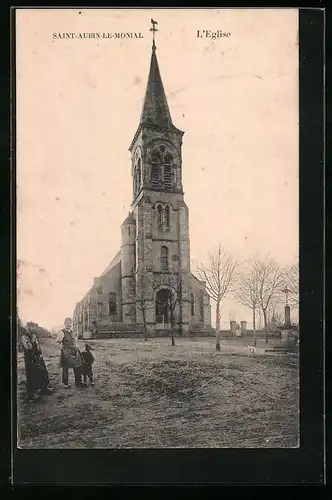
xmin=73 ymin=37 xmax=212 ymax=337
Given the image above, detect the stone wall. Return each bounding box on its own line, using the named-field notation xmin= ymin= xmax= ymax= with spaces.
xmin=241 ymin=329 xmax=281 ymax=338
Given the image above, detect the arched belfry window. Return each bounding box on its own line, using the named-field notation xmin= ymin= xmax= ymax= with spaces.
xmin=109 ymin=292 xmax=117 ymax=316
xmin=133 ymin=150 xmax=142 ymax=197
xmin=149 ymin=144 xmax=175 ymax=190
xmin=161 ymin=246 xmax=169 ymax=271
xmin=136 ymin=158 xmax=141 ymax=187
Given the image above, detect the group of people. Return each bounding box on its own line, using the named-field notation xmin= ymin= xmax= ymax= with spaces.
xmin=20 ymin=316 xmax=95 ymax=402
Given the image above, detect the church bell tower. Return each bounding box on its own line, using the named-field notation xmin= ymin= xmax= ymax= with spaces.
xmin=128 ymin=22 xmax=191 ymax=334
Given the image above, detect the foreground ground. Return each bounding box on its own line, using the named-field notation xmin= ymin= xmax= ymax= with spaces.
xmin=17 ymin=337 xmax=299 ymax=449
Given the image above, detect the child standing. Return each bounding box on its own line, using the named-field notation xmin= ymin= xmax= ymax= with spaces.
xmin=81 ymin=344 xmax=95 ymax=386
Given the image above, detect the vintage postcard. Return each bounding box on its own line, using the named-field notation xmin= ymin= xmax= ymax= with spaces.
xmin=16 ymin=8 xmax=300 ymax=450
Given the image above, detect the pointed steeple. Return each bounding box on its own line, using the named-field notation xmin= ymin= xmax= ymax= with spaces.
xmin=139 ymin=42 xmax=174 ymax=130
xmin=129 ymin=22 xmax=183 ymax=152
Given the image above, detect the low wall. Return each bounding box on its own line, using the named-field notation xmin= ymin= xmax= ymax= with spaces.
xmin=94 ymin=332 xmax=146 ymax=339
xmin=241 ymin=329 xmax=281 ymax=338
xmin=94 ymin=330 xmax=215 ymax=339
xmin=90 ymin=326 xmax=282 ymax=340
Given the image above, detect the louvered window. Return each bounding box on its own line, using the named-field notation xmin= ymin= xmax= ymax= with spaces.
xmin=150 ymin=147 xmax=174 ymax=189
xmin=151 ymin=151 xmax=161 ymax=187
xmin=164 ymin=153 xmax=173 ymax=189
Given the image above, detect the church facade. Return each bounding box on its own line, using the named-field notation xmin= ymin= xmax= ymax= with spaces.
xmin=73 ymin=38 xmax=212 ymax=338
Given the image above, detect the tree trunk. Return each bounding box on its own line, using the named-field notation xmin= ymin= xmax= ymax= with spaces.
xmin=258 ymin=309 xmax=262 ymax=330
xmin=178 ymin=278 xmax=183 ymax=337
xmin=215 ymin=300 xmax=221 ymax=352
xmin=170 ymin=307 xmax=175 ymax=346
xmin=142 ymin=308 xmax=148 ymax=342
xmin=263 ymin=309 xmax=268 ymax=343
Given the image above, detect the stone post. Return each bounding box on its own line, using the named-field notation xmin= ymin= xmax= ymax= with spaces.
xmin=230 ymin=320 xmax=237 ymax=336
xmin=83 ymin=330 xmax=92 ymax=340
xmin=285 ymin=305 xmax=291 ymax=326
xmin=241 ymin=321 xmax=247 ymax=335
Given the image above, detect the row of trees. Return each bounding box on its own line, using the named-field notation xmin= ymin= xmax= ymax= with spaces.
xmin=133 ymin=244 xmax=299 ymax=351
xmin=196 ymin=245 xmax=299 ymax=351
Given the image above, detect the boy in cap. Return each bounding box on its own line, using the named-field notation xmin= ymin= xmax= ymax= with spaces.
xmin=81 ymin=343 xmax=95 ymax=386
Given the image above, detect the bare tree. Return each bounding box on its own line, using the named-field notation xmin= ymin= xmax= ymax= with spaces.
xmin=266 ymin=293 xmax=283 ymax=330
xmin=285 ymin=262 xmax=299 ymax=307
xmin=196 ymin=244 xmax=238 ymax=352
xmin=252 ymin=256 xmax=285 ymax=343
xmin=155 ymin=273 xmax=182 ymax=346
xmin=257 ymin=307 xmax=263 ymax=330
xmin=135 ymin=272 xmax=154 ymax=342
xmin=167 ymin=277 xmax=181 ymax=347
xmin=234 ymin=264 xmax=260 ymax=342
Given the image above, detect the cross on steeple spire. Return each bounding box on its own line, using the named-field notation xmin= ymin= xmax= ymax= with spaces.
xmin=138 ymin=19 xmax=174 ymax=130
xmin=150 ymin=18 xmax=158 ymax=50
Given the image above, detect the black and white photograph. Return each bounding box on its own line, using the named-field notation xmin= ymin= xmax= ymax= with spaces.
xmin=16 ymin=8 xmax=300 ymax=450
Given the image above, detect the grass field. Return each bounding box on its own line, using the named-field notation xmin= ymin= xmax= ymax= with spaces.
xmin=17 ymin=337 xmax=299 ymax=449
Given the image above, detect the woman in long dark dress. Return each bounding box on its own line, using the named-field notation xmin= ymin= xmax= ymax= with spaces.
xmin=20 ymin=322 xmax=54 ymax=402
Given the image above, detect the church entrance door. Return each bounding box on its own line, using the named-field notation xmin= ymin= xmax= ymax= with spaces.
xmin=156 ymin=288 xmax=171 ymax=325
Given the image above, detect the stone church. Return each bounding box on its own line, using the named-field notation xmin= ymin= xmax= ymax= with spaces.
xmin=73 ymin=37 xmax=212 ymax=338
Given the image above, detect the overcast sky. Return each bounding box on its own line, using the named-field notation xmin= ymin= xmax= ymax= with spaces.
xmin=16 ymin=8 xmax=299 ymax=329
